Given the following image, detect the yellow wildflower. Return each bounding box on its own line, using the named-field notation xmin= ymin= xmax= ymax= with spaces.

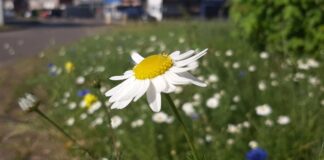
xmin=83 ymin=93 xmax=98 ymax=108
xmin=65 ymin=61 xmax=75 ymax=73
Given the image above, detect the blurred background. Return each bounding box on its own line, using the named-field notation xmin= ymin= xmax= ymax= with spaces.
xmin=1 ymin=0 xmax=228 ymax=22
xmin=0 ymin=0 xmax=323 ymax=160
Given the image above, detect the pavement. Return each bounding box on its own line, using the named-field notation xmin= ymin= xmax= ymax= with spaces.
xmin=0 ymin=18 xmax=105 ymax=66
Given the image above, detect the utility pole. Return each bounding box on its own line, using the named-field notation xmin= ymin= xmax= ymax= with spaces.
xmin=0 ymin=0 xmax=4 ymax=26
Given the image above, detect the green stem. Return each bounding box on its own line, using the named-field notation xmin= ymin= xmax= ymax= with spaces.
xmin=34 ymin=108 xmax=96 ymax=159
xmin=96 ymin=88 xmax=120 ymax=160
xmin=164 ymin=94 xmax=199 ymax=160
xmin=103 ymin=105 xmax=120 ymax=159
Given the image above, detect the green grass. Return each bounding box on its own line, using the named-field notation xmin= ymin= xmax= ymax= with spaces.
xmin=24 ymin=20 xmax=324 ymax=160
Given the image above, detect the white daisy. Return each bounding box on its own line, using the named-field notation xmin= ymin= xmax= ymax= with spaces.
xmin=226 ymin=138 xmax=235 ymax=145
xmin=182 ymin=102 xmax=196 ymax=116
xmin=260 ymin=51 xmax=269 ymax=59
xmin=277 ymin=115 xmax=290 ymax=125
xmin=18 ymin=93 xmax=39 ymax=111
xmin=111 ymin=115 xmax=123 ymax=129
xmin=66 ymin=117 xmax=75 ymax=126
xmin=248 ymin=140 xmax=258 ymax=149
xmin=255 ymin=104 xmax=272 ymax=116
xmin=131 ymin=119 xmax=144 ymax=128
xmin=206 ymin=97 xmax=220 ymax=109
xmin=227 ymin=124 xmax=241 ymax=134
xmin=76 ymin=76 xmax=85 ymax=84
xmin=152 ymin=112 xmax=169 ymax=123
xmin=105 ymin=49 xmax=208 ymax=112
xmin=265 ymin=119 xmax=273 ymax=126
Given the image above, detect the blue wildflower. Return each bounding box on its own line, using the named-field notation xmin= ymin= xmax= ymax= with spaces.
xmin=47 ymin=63 xmax=54 ymax=68
xmin=190 ymin=113 xmax=200 ymax=120
xmin=239 ymin=70 xmax=247 ymax=78
xmin=246 ymin=148 xmax=268 ymax=160
xmin=47 ymin=63 xmax=57 ymax=76
xmin=77 ymin=89 xmax=90 ymax=97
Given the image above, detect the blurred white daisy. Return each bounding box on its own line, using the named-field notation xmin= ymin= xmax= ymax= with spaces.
xmin=64 ymin=92 xmax=71 ymax=98
xmin=248 ymin=140 xmax=258 ymax=149
xmin=150 ymin=35 xmax=157 ymax=42
xmin=18 ymin=93 xmax=39 ymax=112
xmin=260 ymin=51 xmax=269 ymax=59
xmin=225 ymin=50 xmax=233 ymax=56
xmin=242 ymin=121 xmax=250 ymax=128
xmin=87 ymin=101 xmax=102 ymax=114
xmin=233 ymin=95 xmax=240 ymax=103
xmin=66 ymin=117 xmax=75 ymax=126
xmin=265 ymin=119 xmax=273 ymax=126
xmin=76 ymin=76 xmax=85 ymax=84
xmin=232 ymin=62 xmax=240 ymax=69
xmin=174 ymin=86 xmax=183 ymax=94
xmin=131 ymin=119 xmax=144 ymax=128
xmin=309 ymin=77 xmax=320 ymax=86
xmin=206 ymin=97 xmax=219 ymax=109
xmin=111 ymin=115 xmax=123 ymax=129
xmin=178 ymin=37 xmax=185 ymax=43
xmin=271 ymin=80 xmax=279 ymax=87
xmin=226 ymin=138 xmax=235 ymax=145
xmin=152 ymin=112 xmax=169 ymax=123
xmin=227 ymin=124 xmax=241 ymax=134
xmin=307 ymin=58 xmax=319 ymax=68
xmin=193 ymin=93 xmax=202 ymax=101
xmin=205 ymin=134 xmax=213 ymax=142
xmin=91 ymin=117 xmax=104 ymax=127
xmin=207 ymin=74 xmax=218 ymax=83
xmin=182 ymin=102 xmax=196 ymax=116
xmin=277 ymin=115 xmax=290 ymax=125
xmin=68 ymin=102 xmax=77 ymax=110
xmin=321 ymin=99 xmax=324 ymax=106
xmin=255 ymin=104 xmax=272 ymax=116
xmin=105 ymin=49 xmax=208 ymax=112
xmin=248 ymin=65 xmax=256 ymax=72
xmin=270 ymin=72 xmax=277 ymax=79
xmin=214 ymin=51 xmax=221 ymax=57
xmin=258 ymin=81 xmax=267 ymax=91
xmin=80 ymin=113 xmax=88 ymax=120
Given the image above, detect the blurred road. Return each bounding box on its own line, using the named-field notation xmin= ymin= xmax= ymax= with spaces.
xmin=0 ymin=19 xmax=105 ymax=66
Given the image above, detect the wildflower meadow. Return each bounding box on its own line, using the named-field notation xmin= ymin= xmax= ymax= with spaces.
xmin=18 ymin=21 xmax=324 ymax=160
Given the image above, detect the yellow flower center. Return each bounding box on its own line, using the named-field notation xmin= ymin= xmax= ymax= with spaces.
xmin=133 ymin=54 xmax=173 ymax=79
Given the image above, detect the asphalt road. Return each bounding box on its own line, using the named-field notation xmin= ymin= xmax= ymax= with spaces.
xmin=0 ymin=19 xmax=105 ymax=66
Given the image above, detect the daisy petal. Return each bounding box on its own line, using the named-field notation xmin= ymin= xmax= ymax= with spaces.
xmin=163 ymin=75 xmax=177 ymax=93
xmin=131 ymin=52 xmax=144 ymax=64
xmin=146 ymin=83 xmax=161 ymax=112
xmin=178 ymin=72 xmax=207 ymax=87
xmin=172 ymin=50 xmax=195 ymax=60
xmin=109 ymin=79 xmax=139 ymax=102
xmin=110 ymin=71 xmax=133 ymax=80
xmin=114 ymin=80 xmax=147 ymax=102
xmin=170 ymin=51 xmax=180 ymax=58
xmin=169 ymin=65 xmax=198 ymax=73
xmin=111 ymin=99 xmax=132 ymax=109
xmin=152 ymin=76 xmax=167 ymax=92
xmin=105 ymin=77 xmax=135 ymax=97
xmin=164 ymin=71 xmax=190 ymax=85
xmin=175 ymin=49 xmax=208 ymax=67
xmin=134 ymin=80 xmax=150 ymax=101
